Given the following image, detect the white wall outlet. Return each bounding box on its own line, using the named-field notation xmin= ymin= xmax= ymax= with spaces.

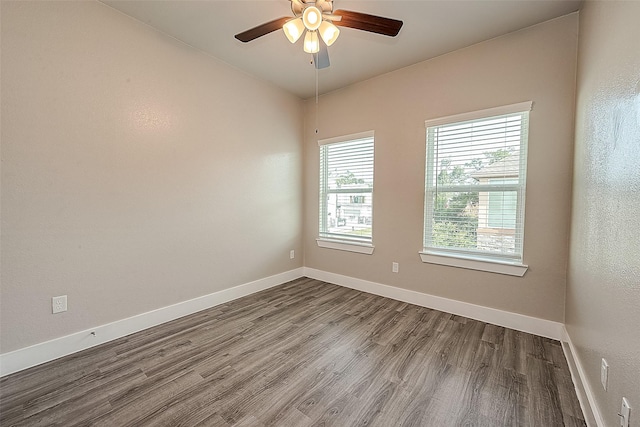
xmin=601 ymin=358 xmax=609 ymax=391
xmin=619 ymin=397 xmax=631 ymax=427
xmin=290 ymin=250 xmax=295 ymax=259
xmin=392 ymin=262 xmax=399 ymax=273
xmin=52 ymin=295 xmax=67 ymax=314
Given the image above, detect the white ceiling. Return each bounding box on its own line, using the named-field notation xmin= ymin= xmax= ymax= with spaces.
xmin=102 ymin=0 xmax=582 ymax=99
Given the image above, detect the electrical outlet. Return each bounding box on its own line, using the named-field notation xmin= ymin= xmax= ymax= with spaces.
xmin=52 ymin=295 xmax=67 ymax=314
xmin=601 ymin=358 xmax=609 ymax=391
xmin=290 ymin=250 xmax=295 ymax=259
xmin=619 ymin=398 xmax=631 ymax=427
xmin=392 ymin=262 xmax=399 ymax=273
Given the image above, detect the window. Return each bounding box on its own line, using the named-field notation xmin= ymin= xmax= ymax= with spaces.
xmin=421 ymin=102 xmax=531 ymax=275
xmin=318 ymin=131 xmax=374 ymax=254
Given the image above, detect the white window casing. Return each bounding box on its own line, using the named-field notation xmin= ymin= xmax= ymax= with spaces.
xmin=318 ymin=131 xmax=375 ymax=253
xmin=421 ymin=102 xmax=532 ymax=275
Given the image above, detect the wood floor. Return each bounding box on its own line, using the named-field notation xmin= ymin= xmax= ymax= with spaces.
xmin=0 ymin=278 xmax=585 ymax=427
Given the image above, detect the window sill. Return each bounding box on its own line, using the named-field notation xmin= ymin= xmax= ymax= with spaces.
xmin=317 ymin=238 xmax=375 ymax=255
xmin=419 ymin=251 xmax=528 ymax=277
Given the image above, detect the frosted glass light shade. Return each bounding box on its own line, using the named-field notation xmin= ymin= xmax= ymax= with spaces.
xmin=283 ymin=18 xmax=305 ymax=43
xmin=302 ymin=6 xmax=322 ymax=31
xmin=318 ymin=21 xmax=339 ymax=46
xmin=303 ymin=30 xmax=319 ymax=53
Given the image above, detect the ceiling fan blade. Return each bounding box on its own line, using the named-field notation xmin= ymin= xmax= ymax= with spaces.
xmin=234 ymin=17 xmax=291 ymax=43
xmin=332 ymin=10 xmax=403 ymax=37
xmin=313 ymin=42 xmax=330 ymax=69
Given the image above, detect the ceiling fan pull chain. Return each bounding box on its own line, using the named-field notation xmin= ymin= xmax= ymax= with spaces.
xmin=315 ymin=65 xmax=319 ymax=134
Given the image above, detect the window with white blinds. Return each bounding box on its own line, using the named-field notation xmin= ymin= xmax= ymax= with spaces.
xmin=423 ymin=102 xmax=531 ymax=265
xmin=319 ymin=131 xmax=374 ymax=246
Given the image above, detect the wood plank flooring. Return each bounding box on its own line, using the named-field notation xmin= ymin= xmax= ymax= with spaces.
xmin=0 ymin=278 xmax=585 ymax=426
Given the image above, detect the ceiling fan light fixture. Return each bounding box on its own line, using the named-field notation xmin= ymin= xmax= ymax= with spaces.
xmin=234 ymin=2 xmax=404 ymax=70
xmin=302 ymin=6 xmax=322 ymax=31
xmin=303 ymin=30 xmax=320 ymax=54
xmin=318 ymin=21 xmax=339 ymax=46
xmin=283 ymin=18 xmax=305 ymax=43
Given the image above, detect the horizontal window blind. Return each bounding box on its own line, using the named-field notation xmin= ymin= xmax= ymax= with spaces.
xmin=424 ymin=106 xmax=530 ymax=263
xmin=320 ymin=135 xmax=374 ymax=243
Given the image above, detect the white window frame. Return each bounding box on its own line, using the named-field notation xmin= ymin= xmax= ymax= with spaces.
xmin=317 ymin=131 xmax=375 ymax=255
xmin=420 ymin=102 xmax=532 ymax=276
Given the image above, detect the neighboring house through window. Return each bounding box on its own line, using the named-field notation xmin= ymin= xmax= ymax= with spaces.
xmin=421 ymin=102 xmax=531 ymax=276
xmin=317 ymin=131 xmax=374 ymax=254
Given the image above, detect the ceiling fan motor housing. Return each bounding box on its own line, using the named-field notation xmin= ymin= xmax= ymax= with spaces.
xmin=292 ymin=0 xmax=333 ymax=17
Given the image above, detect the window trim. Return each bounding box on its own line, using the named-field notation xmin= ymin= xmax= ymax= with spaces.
xmin=421 ymin=102 xmax=532 ymax=272
xmin=424 ymin=101 xmax=532 ymax=127
xmin=316 ymin=238 xmax=375 ymax=255
xmin=419 ymin=251 xmax=528 ymax=276
xmin=318 ymin=130 xmax=375 ymax=253
xmin=317 ymin=130 xmax=375 ymax=147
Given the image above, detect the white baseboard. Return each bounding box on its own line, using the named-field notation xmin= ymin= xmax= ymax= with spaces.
xmin=303 ymin=267 xmax=565 ymax=340
xmin=562 ymin=327 xmax=605 ymax=427
xmin=0 ymin=268 xmax=304 ymax=377
xmin=0 ymin=267 xmax=569 ymax=378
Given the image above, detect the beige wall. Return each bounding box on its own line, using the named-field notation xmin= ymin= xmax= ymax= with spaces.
xmin=567 ymin=1 xmax=640 ymax=425
xmin=0 ymin=1 xmax=303 ymax=353
xmin=303 ymin=14 xmax=579 ymax=322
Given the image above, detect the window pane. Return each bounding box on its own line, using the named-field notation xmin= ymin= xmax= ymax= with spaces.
xmin=488 ymin=190 xmax=517 ymax=229
xmin=322 ymin=192 xmax=372 ymax=240
xmin=424 ymin=107 xmax=529 ymax=262
xmin=431 ymin=115 xmax=523 ymax=188
xmin=320 ymin=136 xmax=374 ymax=243
xmin=431 ymin=191 xmax=479 ymax=250
xmin=326 ymin=141 xmax=374 ymax=191
xmin=486 ymin=178 xmax=518 ymax=229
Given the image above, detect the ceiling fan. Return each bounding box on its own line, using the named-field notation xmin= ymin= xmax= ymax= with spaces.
xmin=234 ymin=0 xmax=403 ymax=69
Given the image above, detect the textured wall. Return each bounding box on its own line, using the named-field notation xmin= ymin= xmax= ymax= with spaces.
xmin=0 ymin=1 xmax=303 ymax=353
xmin=303 ymin=14 xmax=578 ymax=322
xmin=567 ymin=1 xmax=640 ymax=425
